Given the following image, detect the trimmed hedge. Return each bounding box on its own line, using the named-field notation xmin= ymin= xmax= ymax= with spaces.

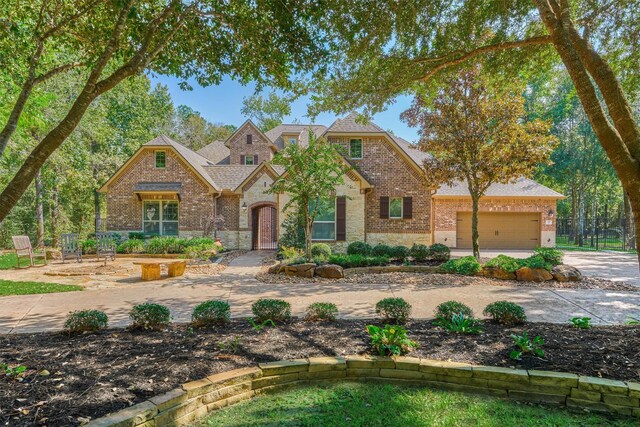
xmin=347 ymin=241 xmax=371 ymax=256
xmin=310 ymin=243 xmax=332 ymax=260
xmin=129 ymin=303 xmax=171 ymax=330
xmin=192 ymin=300 xmax=231 ymax=326
xmin=435 ymin=301 xmax=473 ymax=319
xmin=305 ymin=302 xmax=338 ymax=321
xmin=252 ymin=299 xmax=291 ymax=323
xmin=64 ymin=310 xmax=108 ymax=333
xmin=327 ymin=254 xmax=390 ymax=268
xmin=375 ymin=297 xmax=412 ymax=324
xmin=483 ymin=301 xmax=527 ymax=326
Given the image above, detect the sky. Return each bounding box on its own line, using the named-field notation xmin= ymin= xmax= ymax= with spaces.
xmin=149 ymin=74 xmax=420 ymax=142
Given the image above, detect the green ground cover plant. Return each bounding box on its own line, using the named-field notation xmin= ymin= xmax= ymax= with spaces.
xmin=366 ymin=324 xmax=417 ymax=356
xmin=0 ymin=279 xmax=82 ymax=296
xmin=435 ymin=301 xmax=474 ymax=319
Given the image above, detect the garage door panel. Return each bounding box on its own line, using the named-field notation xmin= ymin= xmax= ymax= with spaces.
xmin=456 ymin=212 xmax=540 ymax=249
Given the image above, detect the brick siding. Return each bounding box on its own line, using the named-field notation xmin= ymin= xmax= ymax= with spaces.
xmin=228 ymin=123 xmax=274 ymax=165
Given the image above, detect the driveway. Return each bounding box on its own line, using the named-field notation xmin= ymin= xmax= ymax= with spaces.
xmin=1 ymin=251 xmax=639 ymax=333
xmin=451 ymin=249 xmax=640 ymax=286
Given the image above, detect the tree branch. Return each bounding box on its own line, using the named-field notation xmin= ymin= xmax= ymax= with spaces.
xmin=33 ymin=61 xmax=84 ymax=84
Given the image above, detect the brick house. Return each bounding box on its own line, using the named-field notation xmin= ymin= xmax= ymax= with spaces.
xmin=99 ymin=113 xmax=563 ymax=250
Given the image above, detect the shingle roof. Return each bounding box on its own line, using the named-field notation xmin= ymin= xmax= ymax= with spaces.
xmin=196 ymin=140 xmax=230 ymax=164
xmin=435 ymin=177 xmax=564 ymax=198
xmin=326 ymin=112 xmax=385 ymax=133
xmin=265 ymin=124 xmax=327 ymax=149
xmin=390 ymin=134 xmax=432 ymax=165
xmin=202 ymin=165 xmax=259 ymax=191
xmin=133 ymin=182 xmax=182 ymax=192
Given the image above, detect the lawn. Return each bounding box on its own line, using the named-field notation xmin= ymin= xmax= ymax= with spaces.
xmin=205 ymin=382 xmax=630 ymax=427
xmin=0 ymin=279 xmax=82 ymax=296
xmin=0 ymin=253 xmax=46 ymax=269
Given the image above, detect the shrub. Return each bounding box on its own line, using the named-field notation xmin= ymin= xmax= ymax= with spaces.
xmin=483 ymin=301 xmax=527 ymax=325
xmin=409 ymin=243 xmax=429 ymax=262
xmin=534 ymin=247 xmax=563 ymax=266
xmin=305 ymin=302 xmax=338 ymax=321
xmin=145 ymin=237 xmax=185 ymax=254
xmin=117 ymin=239 xmax=145 ymax=254
xmin=310 ymin=243 xmax=332 ymax=260
xmin=81 ymin=238 xmax=97 ymax=254
xmin=278 ymin=207 xmax=306 ymax=250
xmin=375 ymin=297 xmax=412 ymax=323
xmin=440 ymin=256 xmax=481 ymax=275
xmin=570 ymin=316 xmax=592 ymax=329
xmin=434 ymin=313 xmax=482 ymax=334
xmin=522 ymin=254 xmax=551 ymax=271
xmin=371 ymin=244 xmax=392 ymax=257
xmin=183 ymin=237 xmax=215 ymax=247
xmin=510 ymin=332 xmax=544 ymax=360
xmin=185 ymin=244 xmax=216 ymax=261
xmin=327 ymin=254 xmax=389 ymax=268
xmin=128 ymin=232 xmax=145 ymax=240
xmin=280 ymin=246 xmax=304 ymax=261
xmin=366 ymin=324 xmax=417 ymax=356
xmin=389 ymin=245 xmax=409 ymax=261
xmin=129 ymin=303 xmax=171 ymax=330
xmin=347 ymin=241 xmax=371 ymax=256
xmin=64 ymin=310 xmax=108 ymax=333
xmin=192 ymin=300 xmax=231 ymax=326
xmin=435 ymin=301 xmax=473 ymax=319
xmin=252 ymin=299 xmax=291 ymax=323
xmin=484 ymin=255 xmax=522 ymax=273
xmin=428 ymin=243 xmax=451 ymax=262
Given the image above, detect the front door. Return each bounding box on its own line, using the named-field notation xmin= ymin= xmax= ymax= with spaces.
xmin=251 ymin=205 xmax=277 ymax=250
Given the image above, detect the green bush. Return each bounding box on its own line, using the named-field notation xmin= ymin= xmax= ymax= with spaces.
xmin=305 ymin=302 xmax=338 ymax=321
xmin=409 ymin=243 xmax=429 ymax=262
xmin=278 ymin=207 xmax=306 ymax=250
xmin=280 ymin=246 xmax=304 ymax=261
xmin=440 ymin=256 xmax=481 ymax=275
xmin=129 ymin=303 xmax=171 ymax=329
xmin=366 ymin=324 xmax=417 ymax=356
xmin=252 ymin=299 xmax=291 ymax=323
xmin=522 ymin=254 xmax=551 ymax=271
xmin=128 ymin=232 xmax=145 ymax=240
xmin=435 ymin=301 xmax=473 ymax=319
xmin=434 ymin=313 xmax=483 ymax=334
xmin=145 ymin=237 xmax=186 ymax=254
xmin=534 ymin=247 xmax=563 ymax=266
xmin=375 ymin=297 xmax=412 ymax=324
xmin=183 ymin=237 xmax=215 ymax=247
xmin=81 ymin=238 xmax=97 ymax=254
xmin=327 ymin=254 xmax=389 ymax=268
xmin=192 ymin=300 xmax=231 ymax=326
xmin=347 ymin=241 xmax=371 ymax=256
xmin=483 ymin=301 xmax=527 ymax=325
xmin=371 ymin=244 xmax=392 ymax=257
xmin=428 ymin=243 xmax=451 ymax=262
xmin=283 ymin=256 xmax=310 ymax=266
xmin=484 ymin=255 xmax=522 ymax=273
xmin=311 ymin=243 xmax=332 ymax=260
xmin=64 ymin=309 xmax=108 ymax=333
xmin=390 ymin=245 xmax=409 ymax=261
xmin=117 ymin=239 xmax=145 ymax=254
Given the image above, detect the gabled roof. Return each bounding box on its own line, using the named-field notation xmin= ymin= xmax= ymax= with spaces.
xmin=326 ymin=112 xmax=385 ymax=133
xmin=232 ymin=162 xmax=285 ymax=193
xmin=434 ymin=177 xmax=565 ymax=198
xmin=390 ymin=134 xmax=432 ymax=166
xmin=202 ymin=165 xmax=258 ymax=192
xmin=265 ymin=124 xmax=327 ymax=149
xmin=196 ymin=140 xmax=230 ymax=165
xmin=224 ymin=119 xmax=278 ymax=151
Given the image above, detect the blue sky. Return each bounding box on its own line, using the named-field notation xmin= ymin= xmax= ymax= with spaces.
xmin=149 ymin=75 xmax=420 ymax=142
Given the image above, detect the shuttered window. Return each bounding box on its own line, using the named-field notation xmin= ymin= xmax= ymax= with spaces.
xmin=336 ymin=196 xmax=346 ymax=241
xmin=403 ymin=197 xmax=413 ymax=219
xmin=310 ymin=197 xmax=336 ymax=240
xmin=380 ymin=196 xmax=389 ymax=219
xmin=389 ymin=198 xmax=403 ymax=219
xmin=253 ymin=154 xmax=258 ymax=164
xmin=240 ymin=154 xmax=246 ymax=164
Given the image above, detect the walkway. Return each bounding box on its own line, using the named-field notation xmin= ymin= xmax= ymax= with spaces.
xmin=0 ymin=251 xmax=639 ymax=333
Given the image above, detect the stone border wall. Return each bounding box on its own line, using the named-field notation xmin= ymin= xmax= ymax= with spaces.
xmin=343 ymin=265 xmax=440 ymax=276
xmin=87 ymin=356 xmax=640 ymax=426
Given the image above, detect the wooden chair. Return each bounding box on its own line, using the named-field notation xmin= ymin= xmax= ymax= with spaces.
xmin=12 ymin=235 xmax=47 ymax=268
xmin=95 ymin=232 xmax=116 ymax=264
xmin=61 ymin=233 xmax=82 ymax=263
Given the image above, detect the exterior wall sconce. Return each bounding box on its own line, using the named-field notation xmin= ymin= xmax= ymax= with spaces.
xmin=548 ymin=209 xmax=554 ymax=217
xmin=242 ymin=202 xmax=247 ymax=212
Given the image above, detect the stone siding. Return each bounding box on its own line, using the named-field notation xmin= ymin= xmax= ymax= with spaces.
xmin=228 ymin=123 xmax=274 ymax=165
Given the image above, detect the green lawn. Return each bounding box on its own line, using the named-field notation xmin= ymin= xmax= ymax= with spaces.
xmin=0 ymin=253 xmax=47 ymax=269
xmin=0 ymin=279 xmax=82 ymax=296
xmin=204 ymin=383 xmax=630 ymax=427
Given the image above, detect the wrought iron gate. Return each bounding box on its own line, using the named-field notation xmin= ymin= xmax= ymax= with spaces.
xmin=252 ymin=206 xmax=277 ymax=250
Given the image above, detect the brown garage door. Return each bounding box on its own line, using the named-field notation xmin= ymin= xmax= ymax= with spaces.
xmin=456 ymin=212 xmax=540 ymax=249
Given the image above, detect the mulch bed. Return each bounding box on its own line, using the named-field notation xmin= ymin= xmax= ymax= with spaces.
xmin=1 ymin=320 xmax=639 ymax=426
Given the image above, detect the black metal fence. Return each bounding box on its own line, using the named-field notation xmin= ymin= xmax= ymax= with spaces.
xmin=556 ymin=215 xmax=636 ymax=252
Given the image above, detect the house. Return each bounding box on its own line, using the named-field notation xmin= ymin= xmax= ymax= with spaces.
xmin=98 ymin=113 xmax=563 ymax=250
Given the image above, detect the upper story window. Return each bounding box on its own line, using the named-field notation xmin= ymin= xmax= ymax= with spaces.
xmin=155 ymin=150 xmax=166 ymax=168
xmin=246 ymin=134 xmax=253 ymax=144
xmin=243 ymin=155 xmax=255 ymax=165
xmin=349 ymin=139 xmax=362 ymax=159
xmin=389 ymin=197 xmax=403 ymax=219
xmin=288 ymin=136 xmax=297 ymax=145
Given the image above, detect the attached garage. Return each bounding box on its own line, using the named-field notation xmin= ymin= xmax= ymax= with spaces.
xmin=456 ymin=212 xmax=541 ymax=249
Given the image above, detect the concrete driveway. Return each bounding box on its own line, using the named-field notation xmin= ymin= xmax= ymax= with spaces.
xmin=451 ymin=249 xmax=640 ymax=286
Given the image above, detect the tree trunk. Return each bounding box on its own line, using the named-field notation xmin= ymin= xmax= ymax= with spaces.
xmin=35 ymin=170 xmax=45 ymax=248
xmin=471 ymin=194 xmax=480 ymax=259
xmin=624 ymin=192 xmax=636 ymax=250
xmin=305 ymin=221 xmax=312 ymax=261
xmin=50 ymin=184 xmax=60 ymax=248
xmin=92 ymin=140 xmax=101 ymax=233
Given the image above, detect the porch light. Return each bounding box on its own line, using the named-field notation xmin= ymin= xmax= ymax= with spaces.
xmin=242 ymin=202 xmax=247 ymax=212
xmin=547 ymin=209 xmax=554 ymax=217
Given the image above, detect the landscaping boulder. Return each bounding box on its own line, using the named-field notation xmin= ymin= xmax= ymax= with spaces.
xmin=284 ymin=263 xmax=316 ymax=278
xmin=267 ymin=264 xmax=283 ymax=274
xmin=315 ymin=264 xmax=344 ymax=279
xmin=551 ymin=264 xmax=582 ymax=282
xmin=515 ymin=267 xmax=553 ymax=282
xmin=479 ymin=266 xmax=516 ymax=281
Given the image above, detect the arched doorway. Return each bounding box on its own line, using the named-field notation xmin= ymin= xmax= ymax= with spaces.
xmin=251 ymin=204 xmax=277 ymax=250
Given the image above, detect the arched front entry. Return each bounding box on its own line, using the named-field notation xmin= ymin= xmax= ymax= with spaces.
xmin=251 ymin=204 xmax=277 ymax=250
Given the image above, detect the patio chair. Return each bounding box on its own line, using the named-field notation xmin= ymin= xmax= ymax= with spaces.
xmin=96 ymin=232 xmax=116 ymax=264
xmin=61 ymin=233 xmax=82 ymax=263
xmin=12 ymin=235 xmax=47 ymax=269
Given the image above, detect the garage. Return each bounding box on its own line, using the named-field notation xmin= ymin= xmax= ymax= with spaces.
xmin=456 ymin=212 xmax=540 ymax=249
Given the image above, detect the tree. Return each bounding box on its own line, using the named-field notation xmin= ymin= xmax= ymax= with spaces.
xmin=172 ymin=105 xmax=234 ymax=150
xmin=241 ymin=92 xmax=292 ymax=131
xmin=0 ymin=0 xmax=324 ymax=222
xmin=402 ymin=68 xmax=557 ymax=258
xmin=316 ymin=0 xmax=640 ymax=267
xmin=267 ymin=132 xmax=351 ymax=260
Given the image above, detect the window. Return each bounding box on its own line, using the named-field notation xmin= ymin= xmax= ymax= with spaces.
xmin=310 ymin=197 xmax=336 ymax=240
xmin=389 ymin=197 xmax=403 ymax=219
xmin=349 ymin=139 xmax=362 ymax=159
xmin=155 ymin=151 xmax=166 ymax=168
xmin=247 ymin=134 xmax=253 ymax=144
xmin=288 ymin=137 xmax=297 ymax=145
xmin=143 ymin=200 xmax=178 ymax=236
xmin=244 ymin=155 xmax=254 ymax=165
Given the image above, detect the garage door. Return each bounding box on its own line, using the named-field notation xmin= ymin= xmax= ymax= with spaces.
xmin=456 ymin=212 xmax=540 ymax=249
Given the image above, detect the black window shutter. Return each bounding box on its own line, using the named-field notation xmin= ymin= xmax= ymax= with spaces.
xmin=336 ymin=196 xmax=346 ymax=241
xmin=247 ymin=134 xmax=253 ymax=144
xmin=254 ymin=154 xmax=258 ymax=164
xmin=380 ymin=196 xmax=389 ymax=219
xmin=403 ymin=197 xmax=413 ymax=219
xmin=240 ymin=154 xmax=245 ymax=164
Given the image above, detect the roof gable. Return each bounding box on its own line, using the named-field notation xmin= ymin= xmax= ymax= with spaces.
xmin=224 ymin=119 xmax=277 ymax=151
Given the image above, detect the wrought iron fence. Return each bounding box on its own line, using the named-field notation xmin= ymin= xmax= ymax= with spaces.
xmin=556 ymin=215 xmax=636 ymax=252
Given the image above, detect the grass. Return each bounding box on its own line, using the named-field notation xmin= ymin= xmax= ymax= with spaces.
xmin=0 ymin=279 xmax=82 ymax=296
xmin=0 ymin=253 xmax=47 ymax=269
xmin=204 ymin=383 xmax=630 ymax=427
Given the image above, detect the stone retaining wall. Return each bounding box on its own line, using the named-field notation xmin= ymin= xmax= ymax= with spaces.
xmin=343 ymin=265 xmax=440 ymax=276
xmin=87 ymin=356 xmax=640 ymax=426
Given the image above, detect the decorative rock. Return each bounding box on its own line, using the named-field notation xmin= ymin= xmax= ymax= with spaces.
xmin=551 ymin=264 xmax=582 ymax=282
xmin=479 ymin=266 xmax=516 ymax=280
xmin=315 ymin=264 xmax=344 ymax=279
xmin=267 ymin=264 xmax=282 ymax=274
xmin=515 ymin=267 xmax=553 ymax=282
xmin=284 ymin=263 xmax=315 ymax=278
